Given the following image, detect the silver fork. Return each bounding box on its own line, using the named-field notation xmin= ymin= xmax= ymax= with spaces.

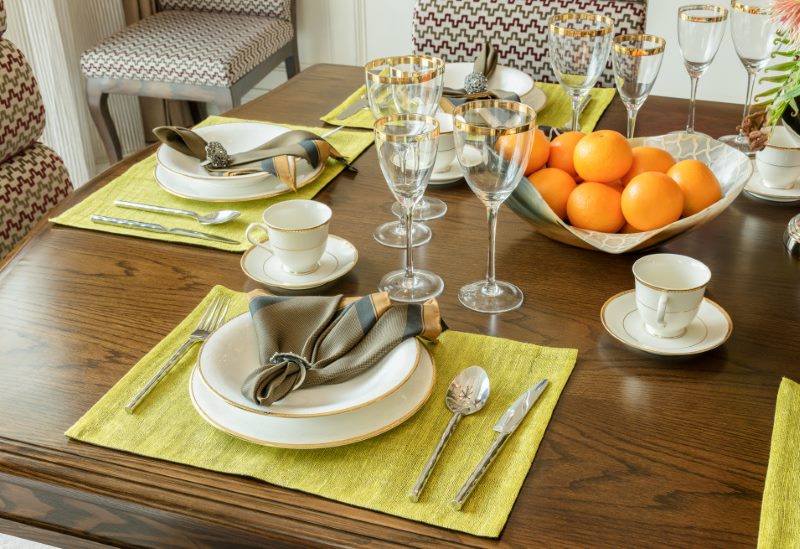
xmin=125 ymin=294 xmax=230 ymax=413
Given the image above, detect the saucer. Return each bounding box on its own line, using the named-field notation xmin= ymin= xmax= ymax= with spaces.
xmin=429 ymin=158 xmax=463 ymax=186
xmin=745 ymin=169 xmax=800 ymax=201
xmin=240 ymin=235 xmax=357 ymax=290
xmin=600 ymin=290 xmax=732 ymax=356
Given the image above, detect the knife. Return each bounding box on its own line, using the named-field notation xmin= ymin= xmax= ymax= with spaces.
xmin=451 ymin=379 xmax=549 ymax=511
xmin=90 ymin=215 xmax=239 ymax=244
xmin=337 ymin=95 xmax=367 ymax=119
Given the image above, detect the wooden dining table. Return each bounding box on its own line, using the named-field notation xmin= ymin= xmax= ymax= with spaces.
xmin=1 ymin=64 xmax=797 ymax=548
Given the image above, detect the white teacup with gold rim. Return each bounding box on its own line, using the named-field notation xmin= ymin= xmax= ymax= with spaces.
xmin=632 ymin=254 xmax=711 ymax=338
xmin=245 ymin=200 xmax=331 ymax=274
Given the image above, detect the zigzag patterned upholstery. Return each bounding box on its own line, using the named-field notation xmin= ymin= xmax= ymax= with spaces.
xmin=159 ymin=0 xmax=291 ymax=20
xmin=0 ymin=40 xmax=45 ymax=163
xmin=412 ymin=0 xmax=647 ymax=88
xmin=80 ymin=10 xmax=293 ymax=87
xmin=0 ymin=2 xmax=5 ymax=35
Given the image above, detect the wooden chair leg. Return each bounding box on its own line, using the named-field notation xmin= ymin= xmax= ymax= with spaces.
xmin=86 ymin=79 xmax=122 ymax=163
xmin=285 ymin=37 xmax=300 ymax=79
xmin=209 ymin=88 xmax=237 ymax=115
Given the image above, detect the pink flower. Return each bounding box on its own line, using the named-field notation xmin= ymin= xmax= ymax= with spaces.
xmin=773 ymin=0 xmax=800 ymax=44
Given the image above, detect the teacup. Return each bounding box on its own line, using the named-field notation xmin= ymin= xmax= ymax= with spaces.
xmin=755 ymin=125 xmax=800 ymax=189
xmin=245 ymin=200 xmax=331 ymax=274
xmin=434 ymin=111 xmax=455 ymax=172
xmin=632 ymin=254 xmax=711 ymax=338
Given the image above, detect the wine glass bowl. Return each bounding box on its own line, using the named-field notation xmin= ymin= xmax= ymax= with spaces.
xmin=548 ymin=12 xmax=614 ymax=131
xmin=612 ymin=34 xmax=666 ymax=138
xmin=453 ymin=100 xmax=536 ymax=313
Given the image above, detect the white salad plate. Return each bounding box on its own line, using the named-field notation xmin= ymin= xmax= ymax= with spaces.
xmin=443 ymin=62 xmax=547 ymax=112
xmin=156 ymin=122 xmax=313 ymax=184
xmin=601 ymin=290 xmax=733 ymax=356
xmin=190 ymin=344 xmax=435 ymax=448
xmin=197 ymin=312 xmax=422 ymax=417
xmin=429 ymin=158 xmax=464 ymax=186
xmin=241 ymin=235 xmax=358 ymax=290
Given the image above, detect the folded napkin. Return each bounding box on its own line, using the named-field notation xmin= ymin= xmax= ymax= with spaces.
xmin=758 ymin=377 xmax=800 ymax=548
xmin=441 ymin=42 xmax=519 ymax=106
xmin=153 ymin=126 xmax=350 ymax=191
xmin=243 ymin=290 xmax=444 ymax=406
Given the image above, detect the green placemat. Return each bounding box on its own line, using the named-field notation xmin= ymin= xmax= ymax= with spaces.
xmin=66 ymin=286 xmax=578 ymax=537
xmin=758 ymin=377 xmax=800 ymax=548
xmin=320 ymin=83 xmax=616 ymax=134
xmin=51 ymin=116 xmax=374 ymax=252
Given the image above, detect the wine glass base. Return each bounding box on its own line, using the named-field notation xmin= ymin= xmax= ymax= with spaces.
xmin=373 ymin=221 xmax=431 ymax=249
xmin=719 ymin=134 xmax=756 ymax=157
xmin=378 ymin=269 xmax=444 ymax=303
xmin=668 ymin=130 xmax=711 ymax=138
xmin=391 ymin=197 xmax=447 ymax=221
xmin=458 ymin=280 xmax=524 ymax=314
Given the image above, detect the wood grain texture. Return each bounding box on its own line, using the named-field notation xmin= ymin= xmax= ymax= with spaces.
xmin=1 ymin=64 xmax=798 ymax=548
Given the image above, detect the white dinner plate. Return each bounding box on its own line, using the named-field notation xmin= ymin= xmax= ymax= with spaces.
xmin=443 ymin=62 xmax=547 ymax=112
xmin=156 ymin=122 xmax=314 ymax=184
xmin=197 ymin=312 xmax=422 ymax=417
xmin=429 ymin=158 xmax=464 ymax=186
xmin=190 ymin=344 xmax=435 ymax=448
xmin=601 ymin=290 xmax=732 ymax=356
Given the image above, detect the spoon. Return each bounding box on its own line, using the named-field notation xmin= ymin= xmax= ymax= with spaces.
xmin=114 ymin=200 xmax=240 ymax=225
xmin=409 ymin=365 xmax=490 ymax=502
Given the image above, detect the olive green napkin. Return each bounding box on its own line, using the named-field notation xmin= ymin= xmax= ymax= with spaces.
xmin=758 ymin=377 xmax=800 ymax=548
xmin=244 ymin=290 xmax=443 ymax=405
xmin=50 ymin=116 xmax=374 ymax=252
xmin=321 ymin=83 xmax=615 ymax=133
xmin=65 ymin=285 xmax=577 ymax=537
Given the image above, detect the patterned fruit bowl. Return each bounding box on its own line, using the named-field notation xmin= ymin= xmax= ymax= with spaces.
xmin=506 ymin=133 xmax=753 ymax=254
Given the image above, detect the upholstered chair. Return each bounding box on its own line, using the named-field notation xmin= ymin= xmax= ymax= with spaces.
xmin=0 ymin=1 xmax=72 ymax=259
xmin=412 ymin=0 xmax=647 ymax=87
xmin=81 ymin=0 xmax=300 ymax=163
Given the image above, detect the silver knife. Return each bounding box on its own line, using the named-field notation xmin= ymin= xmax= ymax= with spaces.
xmin=90 ymin=215 xmax=239 ymax=244
xmin=451 ymin=379 xmax=549 ymax=511
xmin=337 ymin=94 xmax=367 ymax=119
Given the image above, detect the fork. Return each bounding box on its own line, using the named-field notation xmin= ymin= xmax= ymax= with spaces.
xmin=125 ymin=294 xmax=230 ymax=413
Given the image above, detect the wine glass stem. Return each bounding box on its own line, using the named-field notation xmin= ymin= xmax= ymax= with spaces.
xmin=484 ymin=205 xmax=498 ymax=294
xmin=686 ymin=75 xmax=699 ymax=134
xmin=739 ymin=70 xmax=757 ymax=139
xmin=403 ymin=202 xmax=415 ymax=287
xmin=570 ymin=94 xmax=583 ymax=132
xmin=626 ymin=105 xmax=639 ymax=140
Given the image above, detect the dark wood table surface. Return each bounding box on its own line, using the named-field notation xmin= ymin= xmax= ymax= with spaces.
xmin=1 ymin=64 xmax=797 ymax=548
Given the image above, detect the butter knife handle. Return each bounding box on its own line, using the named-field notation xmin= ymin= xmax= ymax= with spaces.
xmin=409 ymin=412 xmax=462 ymax=502
xmin=91 ymin=215 xmax=165 ymax=233
xmin=114 ymin=200 xmax=195 ymax=219
xmin=452 ymin=433 xmax=509 ymax=511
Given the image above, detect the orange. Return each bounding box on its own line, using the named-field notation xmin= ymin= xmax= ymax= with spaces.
xmin=547 ymin=131 xmax=584 ymax=181
xmin=573 ymin=130 xmax=633 ymax=183
xmin=496 ymin=128 xmax=550 ymax=176
xmin=566 ymin=182 xmax=625 ymax=233
xmin=621 ymin=172 xmax=684 ymax=231
xmin=620 ymin=223 xmax=641 ymax=234
xmin=666 ymin=159 xmax=722 ymax=217
xmin=622 ymin=146 xmax=676 ymax=185
xmin=602 ymin=179 xmax=625 ymax=193
xmin=527 ymin=168 xmax=577 ymax=220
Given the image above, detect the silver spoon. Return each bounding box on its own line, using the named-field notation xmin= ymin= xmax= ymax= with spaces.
xmin=114 ymin=200 xmax=240 ymax=225
xmin=409 ymin=365 xmax=490 ymax=502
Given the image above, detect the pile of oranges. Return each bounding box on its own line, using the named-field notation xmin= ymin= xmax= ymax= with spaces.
xmin=511 ymin=129 xmax=723 ymax=234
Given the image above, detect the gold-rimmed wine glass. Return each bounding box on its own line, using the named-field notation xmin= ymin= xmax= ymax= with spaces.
xmin=365 ymin=55 xmax=447 ymax=249
xmin=719 ymin=0 xmax=778 ymax=155
xmin=677 ymin=4 xmax=728 ymax=134
xmin=612 ymin=34 xmax=667 ymax=138
xmin=548 ymin=12 xmax=614 ymax=131
xmin=453 ymin=100 xmax=536 ymax=314
xmin=374 ymin=114 xmax=444 ymax=302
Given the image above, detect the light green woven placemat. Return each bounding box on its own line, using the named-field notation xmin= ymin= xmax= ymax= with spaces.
xmin=66 ymin=285 xmax=578 ymax=537
xmin=51 ymin=116 xmax=374 ymax=253
xmin=320 ymin=83 xmax=616 ymax=133
xmin=758 ymin=377 xmax=800 ymax=548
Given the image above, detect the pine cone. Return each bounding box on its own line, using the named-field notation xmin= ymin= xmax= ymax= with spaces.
xmin=748 ymin=130 xmax=769 ymax=151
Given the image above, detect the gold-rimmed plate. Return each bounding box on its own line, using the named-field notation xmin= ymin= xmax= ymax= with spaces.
xmin=196 ymin=312 xmax=422 ymax=418
xmin=189 ymin=345 xmax=435 ymax=449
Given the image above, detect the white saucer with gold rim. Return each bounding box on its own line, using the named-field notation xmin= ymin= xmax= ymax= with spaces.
xmin=601 ymin=290 xmax=732 ymax=356
xmin=240 ymin=234 xmax=357 ymax=290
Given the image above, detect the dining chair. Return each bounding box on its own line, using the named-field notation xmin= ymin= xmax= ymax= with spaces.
xmin=412 ymin=0 xmax=647 ymax=87
xmin=0 ymin=0 xmax=72 ymax=260
xmin=81 ymin=0 xmax=300 ymax=163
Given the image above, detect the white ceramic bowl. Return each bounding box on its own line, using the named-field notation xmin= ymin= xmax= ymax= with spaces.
xmin=434 ymin=111 xmax=455 ymax=172
xmin=444 ymin=62 xmax=533 ymax=97
xmin=506 ymin=133 xmax=753 ymax=254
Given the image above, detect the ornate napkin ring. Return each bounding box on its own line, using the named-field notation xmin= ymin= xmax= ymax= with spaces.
xmin=205 ymin=141 xmax=231 ymax=168
xmin=464 ymin=72 xmax=489 ymax=94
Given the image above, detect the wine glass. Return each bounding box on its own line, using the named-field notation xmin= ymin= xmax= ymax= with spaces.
xmin=548 ymin=13 xmax=614 ymax=131
xmin=611 ymin=34 xmax=667 ymax=138
xmin=453 ymin=100 xmax=535 ymax=313
xmin=677 ymin=5 xmax=728 ymax=134
xmin=374 ymin=114 xmax=444 ymax=302
xmin=719 ymin=0 xmax=777 ymax=155
xmin=365 ymin=55 xmax=447 ymax=249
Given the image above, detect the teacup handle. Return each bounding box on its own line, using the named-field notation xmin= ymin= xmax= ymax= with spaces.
xmin=245 ymin=223 xmax=271 ymax=251
xmin=656 ymin=293 xmax=669 ymax=327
